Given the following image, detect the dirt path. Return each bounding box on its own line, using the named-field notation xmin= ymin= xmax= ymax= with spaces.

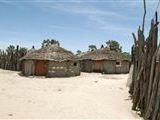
xmin=0 ymin=69 xmax=139 ymax=119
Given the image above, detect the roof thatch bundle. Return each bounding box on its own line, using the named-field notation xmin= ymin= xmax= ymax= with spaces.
xmin=21 ymin=44 xmax=77 ymax=61
xmin=80 ymin=48 xmax=130 ymax=61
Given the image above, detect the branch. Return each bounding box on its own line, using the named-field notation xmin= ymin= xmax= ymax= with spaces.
xmin=142 ymin=0 xmax=146 ymax=33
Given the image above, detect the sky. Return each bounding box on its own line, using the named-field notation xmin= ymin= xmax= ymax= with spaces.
xmin=0 ymin=0 xmax=159 ymax=53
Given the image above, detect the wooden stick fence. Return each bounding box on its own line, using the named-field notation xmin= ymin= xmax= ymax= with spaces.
xmin=129 ymin=12 xmax=160 ymax=120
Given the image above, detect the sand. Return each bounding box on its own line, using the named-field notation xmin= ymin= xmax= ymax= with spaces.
xmin=0 ymin=69 xmax=140 ymax=119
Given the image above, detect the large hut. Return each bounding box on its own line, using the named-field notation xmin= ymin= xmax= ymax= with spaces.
xmin=20 ymin=44 xmax=80 ymax=77
xmin=80 ymin=48 xmax=130 ymax=74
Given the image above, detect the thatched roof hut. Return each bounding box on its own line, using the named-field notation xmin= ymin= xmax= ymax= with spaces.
xmin=21 ymin=44 xmax=78 ymax=61
xmin=21 ymin=44 xmax=80 ymax=77
xmin=80 ymin=48 xmax=130 ymax=74
xmin=80 ymin=48 xmax=130 ymax=61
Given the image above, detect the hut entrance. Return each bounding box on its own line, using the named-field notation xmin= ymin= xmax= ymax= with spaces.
xmin=93 ymin=60 xmax=102 ymax=72
xmin=24 ymin=60 xmax=35 ymax=76
xmin=35 ymin=60 xmax=48 ymax=76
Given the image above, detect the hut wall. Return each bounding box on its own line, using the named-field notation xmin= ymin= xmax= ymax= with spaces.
xmin=67 ymin=61 xmax=80 ymax=76
xmin=115 ymin=61 xmax=130 ymax=74
xmin=80 ymin=60 xmax=93 ymax=72
xmin=23 ymin=60 xmax=35 ymax=76
xmin=47 ymin=61 xmax=80 ymax=77
xmin=80 ymin=59 xmax=130 ymax=74
xmin=102 ymin=60 xmax=130 ymax=74
xmin=102 ymin=60 xmax=116 ymax=74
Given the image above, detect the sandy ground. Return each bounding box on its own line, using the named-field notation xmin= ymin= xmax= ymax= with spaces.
xmin=0 ymin=69 xmax=140 ymax=119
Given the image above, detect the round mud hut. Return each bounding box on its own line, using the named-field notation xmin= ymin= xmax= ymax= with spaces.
xmin=20 ymin=44 xmax=80 ymax=77
xmin=80 ymin=48 xmax=130 ymax=74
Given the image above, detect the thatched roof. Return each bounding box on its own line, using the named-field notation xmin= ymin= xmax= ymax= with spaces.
xmin=21 ymin=44 xmax=78 ymax=61
xmin=80 ymin=48 xmax=130 ymax=61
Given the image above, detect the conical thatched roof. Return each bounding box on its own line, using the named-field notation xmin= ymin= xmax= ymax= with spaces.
xmin=80 ymin=48 xmax=130 ymax=61
xmin=21 ymin=44 xmax=77 ymax=61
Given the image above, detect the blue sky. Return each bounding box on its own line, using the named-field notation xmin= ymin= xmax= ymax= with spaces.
xmin=0 ymin=0 xmax=159 ymax=53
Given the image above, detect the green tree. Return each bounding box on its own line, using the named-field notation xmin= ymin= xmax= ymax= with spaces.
xmin=106 ymin=40 xmax=122 ymax=52
xmin=6 ymin=45 xmax=15 ymax=55
xmin=6 ymin=45 xmax=16 ymax=70
xmin=18 ymin=47 xmax=27 ymax=57
xmin=0 ymin=45 xmax=27 ymax=70
xmin=42 ymin=39 xmax=50 ymax=48
xmin=51 ymin=39 xmax=60 ymax=46
xmin=42 ymin=39 xmax=60 ymax=48
xmin=88 ymin=45 xmax=97 ymax=51
xmin=76 ymin=50 xmax=82 ymax=55
xmin=122 ymin=52 xmax=131 ymax=59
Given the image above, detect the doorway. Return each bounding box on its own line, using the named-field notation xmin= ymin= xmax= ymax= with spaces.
xmin=35 ymin=60 xmax=48 ymax=76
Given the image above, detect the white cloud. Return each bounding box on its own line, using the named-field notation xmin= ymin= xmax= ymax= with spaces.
xmin=48 ymin=2 xmax=136 ymax=20
xmin=40 ymin=2 xmax=140 ymax=33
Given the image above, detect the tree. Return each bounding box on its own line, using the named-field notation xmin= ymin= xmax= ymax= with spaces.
xmin=6 ymin=45 xmax=15 ymax=70
xmin=51 ymin=39 xmax=60 ymax=46
xmin=122 ymin=52 xmax=131 ymax=59
xmin=0 ymin=45 xmax=27 ymax=70
xmin=106 ymin=40 xmax=122 ymax=52
xmin=88 ymin=45 xmax=97 ymax=51
xmin=42 ymin=39 xmax=50 ymax=48
xmin=18 ymin=47 xmax=27 ymax=57
xmin=76 ymin=50 xmax=82 ymax=55
xmin=42 ymin=39 xmax=60 ymax=48
xmin=6 ymin=45 xmax=15 ymax=55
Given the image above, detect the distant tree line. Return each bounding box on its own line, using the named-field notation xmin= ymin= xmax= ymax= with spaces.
xmin=0 ymin=45 xmax=27 ymax=71
xmin=87 ymin=40 xmax=122 ymax=52
xmin=76 ymin=40 xmax=131 ymax=58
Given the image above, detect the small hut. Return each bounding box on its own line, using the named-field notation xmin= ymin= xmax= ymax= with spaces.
xmin=80 ymin=48 xmax=130 ymax=74
xmin=20 ymin=44 xmax=80 ymax=77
